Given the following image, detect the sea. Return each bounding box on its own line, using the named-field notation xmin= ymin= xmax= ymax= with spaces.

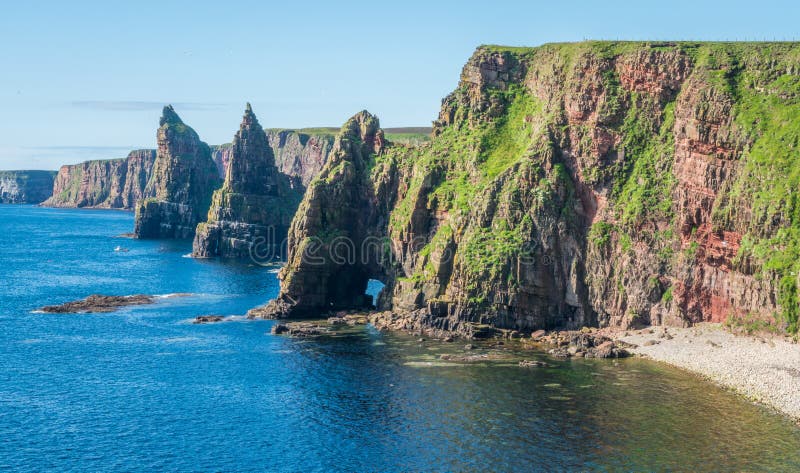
xmin=1 ymin=205 xmax=799 ymax=472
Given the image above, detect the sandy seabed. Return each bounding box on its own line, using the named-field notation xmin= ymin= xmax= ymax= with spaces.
xmin=615 ymin=323 xmax=800 ymax=421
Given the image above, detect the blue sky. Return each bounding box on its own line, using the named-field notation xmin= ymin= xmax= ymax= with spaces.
xmin=1 ymin=0 xmax=798 ymax=170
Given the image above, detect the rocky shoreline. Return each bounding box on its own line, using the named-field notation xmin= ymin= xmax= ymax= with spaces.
xmin=261 ymin=309 xmax=800 ymax=422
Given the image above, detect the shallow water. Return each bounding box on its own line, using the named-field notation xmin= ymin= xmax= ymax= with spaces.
xmin=1 ymin=205 xmax=799 ymax=472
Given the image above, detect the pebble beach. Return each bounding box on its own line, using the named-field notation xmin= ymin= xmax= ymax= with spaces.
xmin=616 ymin=323 xmax=800 ymax=421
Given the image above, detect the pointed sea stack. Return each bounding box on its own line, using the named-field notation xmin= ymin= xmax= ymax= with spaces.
xmin=133 ymin=106 xmax=221 ymax=239
xmin=248 ymin=110 xmax=387 ymax=318
xmin=192 ymin=104 xmax=303 ymax=260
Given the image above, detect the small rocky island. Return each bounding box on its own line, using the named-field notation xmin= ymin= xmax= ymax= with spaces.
xmin=39 ymin=295 xmax=154 ymax=313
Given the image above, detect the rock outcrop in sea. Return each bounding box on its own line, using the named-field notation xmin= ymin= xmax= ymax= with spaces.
xmin=133 ymin=106 xmax=221 ymax=239
xmin=42 ymin=150 xmax=156 ymax=209
xmin=192 ymin=104 xmax=303 ymax=260
xmin=250 ymin=110 xmax=387 ymax=317
xmin=251 ymin=41 xmax=800 ymax=338
xmin=0 ymin=171 xmax=56 ymax=204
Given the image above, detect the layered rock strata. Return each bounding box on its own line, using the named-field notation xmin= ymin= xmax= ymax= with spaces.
xmin=133 ymin=106 xmax=220 ymax=239
xmin=192 ymin=104 xmax=303 ymax=260
xmin=0 ymin=171 xmax=56 ymax=204
xmin=42 ymin=150 xmax=156 ymax=209
xmin=253 ymin=41 xmax=800 ymax=338
xmin=251 ymin=111 xmax=387 ymax=317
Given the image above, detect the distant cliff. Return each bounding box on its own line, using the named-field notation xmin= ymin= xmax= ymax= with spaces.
xmin=0 ymin=171 xmax=57 ymax=204
xmin=134 ymin=106 xmax=221 ymax=239
xmin=266 ymin=130 xmax=334 ymax=187
xmin=193 ymin=105 xmax=303 ymax=260
xmin=213 ymin=130 xmax=336 ymax=187
xmin=209 ymin=144 xmax=233 ymax=179
xmin=264 ymin=128 xmax=429 ymax=186
xmin=42 ymin=150 xmax=156 ymax=209
xmin=253 ymin=41 xmax=800 ymax=338
xmin=42 ymin=129 xmax=344 ymax=211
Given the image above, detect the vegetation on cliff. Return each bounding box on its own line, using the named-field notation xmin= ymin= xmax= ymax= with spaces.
xmin=193 ymin=104 xmax=303 ymax=260
xmin=0 ymin=171 xmax=56 ymax=204
xmin=42 ymin=150 xmax=156 ymax=209
xmin=261 ymin=41 xmax=800 ymax=336
xmin=134 ymin=106 xmax=221 ymax=239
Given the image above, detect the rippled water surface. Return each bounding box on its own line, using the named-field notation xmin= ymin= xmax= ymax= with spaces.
xmin=1 ymin=205 xmax=799 ymax=472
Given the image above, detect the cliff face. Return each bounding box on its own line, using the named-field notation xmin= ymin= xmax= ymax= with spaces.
xmin=255 ymin=111 xmax=387 ymax=316
xmin=193 ymin=105 xmax=303 ymax=260
xmin=42 ymin=150 xmax=156 ymax=209
xmin=256 ymin=42 xmax=800 ymax=337
xmin=0 ymin=171 xmax=56 ymax=204
xmin=41 ymin=129 xmax=331 ymax=210
xmin=134 ymin=106 xmax=221 ymax=239
xmin=213 ymin=131 xmax=335 ymax=187
xmin=267 ymin=130 xmax=334 ymax=187
xmin=210 ymin=144 xmax=233 ymax=179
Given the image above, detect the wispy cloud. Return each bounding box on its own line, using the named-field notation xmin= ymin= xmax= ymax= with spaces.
xmin=24 ymin=145 xmax=140 ymax=152
xmin=69 ymin=101 xmax=229 ymax=111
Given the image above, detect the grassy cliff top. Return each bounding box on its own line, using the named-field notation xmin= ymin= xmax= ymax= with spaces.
xmin=265 ymin=127 xmax=432 ymax=146
xmin=478 ymin=41 xmax=800 ymax=61
xmin=266 ymin=126 xmax=431 ymax=135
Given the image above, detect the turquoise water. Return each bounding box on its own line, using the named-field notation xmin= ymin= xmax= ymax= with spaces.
xmin=1 ymin=205 xmax=799 ymax=472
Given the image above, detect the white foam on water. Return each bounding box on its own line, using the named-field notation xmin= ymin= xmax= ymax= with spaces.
xmin=155 ymin=293 xmax=194 ymax=299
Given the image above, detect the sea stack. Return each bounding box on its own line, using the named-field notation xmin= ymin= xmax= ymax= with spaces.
xmin=134 ymin=105 xmax=220 ymax=239
xmin=192 ymin=104 xmax=302 ymax=260
xmin=249 ymin=110 xmax=387 ymax=318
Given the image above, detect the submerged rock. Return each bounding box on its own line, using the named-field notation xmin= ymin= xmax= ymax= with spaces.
xmin=39 ymin=295 xmax=154 ymax=313
xmin=193 ymin=315 xmax=226 ymax=324
xmin=439 ymin=352 xmax=511 ymax=363
xmin=270 ymin=322 xmax=331 ymax=337
xmin=519 ymin=360 xmax=549 ymax=368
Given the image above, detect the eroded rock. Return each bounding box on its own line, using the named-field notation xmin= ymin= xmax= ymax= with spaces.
xmin=40 ymin=295 xmax=154 ymax=313
xmin=193 ymin=315 xmax=225 ymax=324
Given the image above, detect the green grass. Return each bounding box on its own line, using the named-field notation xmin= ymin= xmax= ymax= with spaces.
xmin=661 ymin=285 xmax=673 ymax=303
xmin=589 ymin=221 xmax=615 ymax=248
xmin=461 ymin=225 xmax=525 ymax=280
xmin=381 ymin=41 xmax=800 ymax=332
xmin=478 ymin=87 xmax=543 ymax=178
xmin=385 ymin=132 xmax=431 ymax=146
xmin=615 ymin=99 xmax=678 ymax=226
xmin=707 ymin=57 xmax=800 ymax=333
